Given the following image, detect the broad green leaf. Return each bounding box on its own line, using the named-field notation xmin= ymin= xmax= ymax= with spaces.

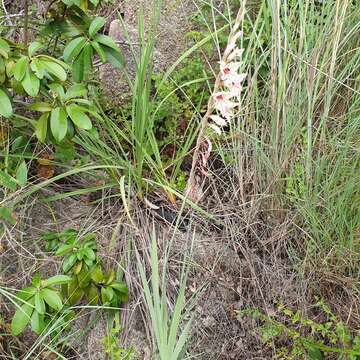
xmin=48 ymin=83 xmax=65 ymax=100
xmin=82 ymin=43 xmax=93 ymax=80
xmin=72 ymin=50 xmax=84 ymax=82
xmin=55 ymin=243 xmax=75 ymax=256
xmin=110 ymin=282 xmax=128 ymax=294
xmin=40 ymin=60 xmax=67 ymax=81
xmin=66 ymin=104 xmax=92 ymax=130
xmin=42 ymin=275 xmax=72 ymax=287
xmin=5 ymin=60 xmax=15 ymax=77
xmin=0 ymin=87 xmax=12 ymax=118
xmin=64 ymin=84 xmax=87 ymax=100
xmin=28 ymin=102 xmax=52 ymax=112
xmin=30 ymin=311 xmax=45 ymax=334
xmin=22 ymin=68 xmax=40 ymax=96
xmin=34 ymin=292 xmax=45 ymax=315
xmin=30 ymin=58 xmax=46 ymax=79
xmin=0 ymin=38 xmax=10 ymax=58
xmin=35 ymin=113 xmax=49 ymax=143
xmin=101 ymin=286 xmax=114 ymax=304
xmin=93 ymin=34 xmax=118 ymax=50
xmin=16 ymin=161 xmax=27 ymax=187
xmin=89 ymin=17 xmax=106 ymax=38
xmin=90 ymin=266 xmax=104 ymax=283
xmin=62 ymin=253 xmax=77 ymax=272
xmin=16 ymin=287 xmax=36 ymax=302
xmin=68 ymin=279 xmax=83 ymax=305
xmin=89 ymin=0 xmax=100 ymax=6
xmin=63 ymin=36 xmax=86 ymax=62
xmin=14 ymin=56 xmax=28 ymax=81
xmin=86 ymin=284 xmax=99 ymax=305
xmin=0 ymin=207 xmax=16 ymax=225
xmin=11 ymin=302 xmax=34 ymax=336
xmin=41 ymin=288 xmax=63 ymax=311
xmin=28 ymin=42 xmax=43 ymax=57
xmin=50 ymin=107 xmax=68 ymax=142
xmin=91 ymin=41 xmax=106 ymax=63
xmin=0 ymin=170 xmax=17 ymax=191
xmin=102 ymin=45 xmax=124 ymax=69
xmin=305 ymin=344 xmax=324 ymax=360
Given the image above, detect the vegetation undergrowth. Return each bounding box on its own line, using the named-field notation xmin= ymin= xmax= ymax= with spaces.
xmin=0 ymin=0 xmax=359 ymax=358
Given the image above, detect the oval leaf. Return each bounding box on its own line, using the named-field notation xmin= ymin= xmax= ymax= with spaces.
xmin=63 ymin=36 xmax=86 ymax=62
xmin=50 ymin=107 xmax=68 ymax=142
xmin=89 ymin=17 xmax=106 ymax=38
xmin=66 ymin=104 xmax=92 ymax=130
xmin=22 ymin=68 xmax=40 ymax=97
xmin=0 ymin=87 xmax=12 ymax=118
xmin=42 ymin=275 xmax=72 ymax=287
xmin=35 ymin=113 xmax=49 ymax=143
xmin=11 ymin=302 xmax=34 ymax=336
xmin=14 ymin=56 xmax=28 ymax=82
xmin=41 ymin=288 xmax=63 ymax=311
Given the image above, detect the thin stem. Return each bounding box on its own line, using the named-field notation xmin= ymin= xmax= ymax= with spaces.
xmin=24 ymin=0 xmax=29 ymax=46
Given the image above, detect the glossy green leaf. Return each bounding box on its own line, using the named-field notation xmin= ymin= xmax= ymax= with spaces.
xmin=91 ymin=41 xmax=106 ymax=63
xmin=101 ymin=286 xmax=114 ymax=304
xmin=55 ymin=243 xmax=75 ymax=256
xmin=110 ymin=282 xmax=128 ymax=294
xmin=63 ymin=253 xmax=77 ymax=272
xmin=72 ymin=50 xmax=84 ymax=82
xmin=14 ymin=56 xmax=28 ymax=81
xmin=89 ymin=17 xmax=106 ymax=38
xmin=82 ymin=43 xmax=93 ymax=80
xmin=28 ymin=102 xmax=52 ymax=112
xmin=34 ymin=292 xmax=45 ymax=315
xmin=93 ymin=34 xmax=118 ymax=50
xmin=41 ymin=288 xmax=63 ymax=311
xmin=50 ymin=107 xmax=68 ymax=142
xmin=30 ymin=310 xmax=45 ymax=334
xmin=16 ymin=161 xmax=27 ymax=187
xmin=65 ymin=84 xmax=87 ymax=100
xmin=40 ymin=60 xmax=67 ymax=81
xmin=11 ymin=302 xmax=34 ymax=336
xmin=30 ymin=58 xmax=46 ymax=79
xmin=0 ymin=38 xmax=10 ymax=58
xmin=102 ymin=45 xmax=124 ymax=69
xmin=35 ymin=113 xmax=49 ymax=143
xmin=0 ymin=87 xmax=12 ymax=118
xmin=22 ymin=68 xmax=40 ymax=97
xmin=16 ymin=287 xmax=36 ymax=302
xmin=48 ymin=82 xmax=65 ymax=100
xmin=63 ymin=36 xmax=86 ymax=62
xmin=42 ymin=275 xmax=72 ymax=287
xmin=66 ymin=104 xmax=92 ymax=130
xmin=28 ymin=42 xmax=43 ymax=57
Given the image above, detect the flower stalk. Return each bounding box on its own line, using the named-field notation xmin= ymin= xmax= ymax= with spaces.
xmin=185 ymin=2 xmax=247 ymax=203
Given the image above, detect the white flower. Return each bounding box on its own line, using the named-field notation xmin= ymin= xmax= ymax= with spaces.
xmin=210 ymin=114 xmax=227 ymax=127
xmin=223 ymin=72 xmax=247 ymax=96
xmin=227 ymin=47 xmax=244 ymax=62
xmin=209 ymin=123 xmax=222 ymax=135
xmin=219 ymin=61 xmax=242 ymax=81
xmin=213 ymin=92 xmax=237 ymax=120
